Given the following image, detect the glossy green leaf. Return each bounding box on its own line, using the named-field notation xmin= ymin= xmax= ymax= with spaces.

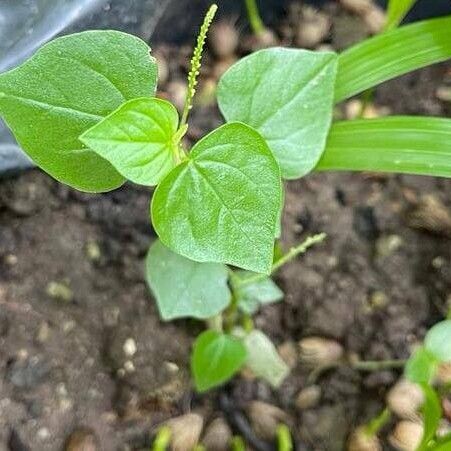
xmin=80 ymin=98 xmax=179 ymax=186
xmin=191 ymin=330 xmax=247 ymax=392
xmin=335 ymin=16 xmax=451 ymax=102
xmin=231 ymin=270 xmax=283 ymax=315
xmin=425 ymin=320 xmax=451 ymax=362
xmin=217 ymin=48 xmax=338 ymax=178
xmin=145 ymin=240 xmax=230 ymax=320
xmin=316 ymin=117 xmax=451 ymax=178
xmin=405 ymin=347 xmax=438 ymax=384
xmin=243 ymin=330 xmax=289 ymax=388
xmin=418 ymin=384 xmax=441 ymax=451
xmin=0 ymin=31 xmax=157 ymax=192
xmin=152 ymin=122 xmax=282 ymax=274
xmin=385 ymin=0 xmax=417 ymax=31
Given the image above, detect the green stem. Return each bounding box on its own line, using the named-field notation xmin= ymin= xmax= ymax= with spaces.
xmin=244 ymin=0 xmax=265 ymax=35
xmin=207 ymin=314 xmax=223 ymax=333
xmin=271 ymin=233 xmax=326 ymax=273
xmin=236 ymin=233 xmax=327 ymax=287
xmin=353 ymin=359 xmax=407 ymax=372
xmin=307 ymin=358 xmax=406 ymax=384
xmin=364 ymin=408 xmax=391 ymax=437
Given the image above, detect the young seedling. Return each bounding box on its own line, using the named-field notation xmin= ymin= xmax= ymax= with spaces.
xmin=0 ymin=3 xmax=450 ymax=396
xmin=394 ymin=319 xmax=451 ymax=450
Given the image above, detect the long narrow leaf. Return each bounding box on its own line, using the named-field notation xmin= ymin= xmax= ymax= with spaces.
xmin=316 ymin=117 xmax=451 ymax=178
xmin=335 ymin=16 xmax=451 ymax=103
xmin=385 ymin=0 xmax=417 ymax=31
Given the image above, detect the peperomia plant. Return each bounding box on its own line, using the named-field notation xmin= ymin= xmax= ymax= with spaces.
xmin=0 ymin=4 xmax=450 ymax=392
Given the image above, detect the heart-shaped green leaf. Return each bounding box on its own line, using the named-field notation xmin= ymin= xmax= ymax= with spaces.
xmin=151 ymin=122 xmax=282 ymax=274
xmin=0 ymin=31 xmax=157 ymax=192
xmin=231 ymin=270 xmax=283 ymax=315
xmin=80 ymin=98 xmax=179 ymax=186
xmin=145 ymin=240 xmax=230 ymax=320
xmin=218 ymin=48 xmax=338 ymax=179
xmin=191 ymin=330 xmax=247 ymax=392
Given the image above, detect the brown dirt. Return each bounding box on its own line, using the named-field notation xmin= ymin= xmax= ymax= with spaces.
xmin=1 ymin=1 xmax=450 ymax=450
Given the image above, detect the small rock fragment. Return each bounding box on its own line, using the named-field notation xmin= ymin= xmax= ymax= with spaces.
xmin=347 ymin=426 xmax=382 ymax=451
xmin=389 ymin=421 xmax=423 ymax=451
xmin=295 ymin=385 xmax=321 ymax=410
xmin=65 ymin=427 xmax=99 ymax=451
xmin=375 ymin=235 xmax=403 ymax=258
xmin=436 ymin=85 xmax=451 ymax=102
xmin=208 ymin=21 xmax=239 ymax=58
xmin=85 ymin=241 xmax=102 ymax=263
xmin=164 ymin=413 xmax=204 ymax=451
xmin=408 ymin=195 xmax=451 ymax=238
xmin=298 ymin=337 xmax=344 ymax=367
xmin=123 ymin=338 xmax=137 ymax=357
xmin=362 ymin=6 xmax=386 ymax=34
xmin=296 ymin=7 xmax=330 ymax=48
xmin=202 ymin=417 xmax=232 ymax=451
xmin=7 ymin=355 xmax=49 ymax=389
xmin=436 ymin=362 xmax=451 ymax=385
xmin=246 ymin=401 xmax=290 ymax=441
xmin=46 ymin=281 xmax=73 ymax=303
xmin=241 ymin=28 xmax=278 ymax=53
xmin=386 ymin=379 xmax=424 ymax=420
xmin=166 ymin=81 xmax=188 ymax=113
xmin=154 ymin=51 xmax=169 ymax=86
xmin=35 ymin=321 xmax=50 ymax=344
xmin=277 ymin=341 xmax=299 ymax=369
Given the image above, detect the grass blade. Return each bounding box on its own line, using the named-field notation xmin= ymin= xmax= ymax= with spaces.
xmin=316 ymin=117 xmax=451 ymax=178
xmin=385 ymin=0 xmax=417 ymax=31
xmin=335 ymin=16 xmax=451 ymax=103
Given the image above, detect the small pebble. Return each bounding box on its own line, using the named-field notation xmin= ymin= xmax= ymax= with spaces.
xmin=277 ymin=341 xmax=298 ymax=369
xmin=164 ymin=413 xmax=204 ymax=451
xmin=202 ymin=417 xmax=232 ymax=451
xmin=35 ymin=322 xmax=50 ymax=344
xmin=363 ymin=6 xmax=386 ymax=34
xmin=123 ymin=338 xmax=137 ymax=357
xmin=166 ymin=81 xmax=187 ymax=113
xmin=65 ymin=427 xmax=99 ymax=451
xmin=389 ymin=421 xmax=423 ymax=451
xmin=347 ymin=426 xmax=382 ymax=451
xmin=436 ymin=85 xmax=451 ymax=102
xmin=85 ymin=241 xmax=101 ymax=263
xmin=295 ymin=385 xmax=321 ymax=410
xmin=37 ymin=428 xmax=50 ymax=441
xmin=46 ymin=281 xmax=73 ymax=303
xmin=154 ymin=51 xmax=169 ymax=86
xmin=386 ymin=379 xmax=423 ymax=420
xmin=208 ymin=21 xmax=239 ymax=58
xmin=296 ymin=7 xmax=330 ymax=48
xmin=375 ymin=235 xmax=403 ymax=258
xmin=246 ymin=401 xmax=290 ymax=441
xmin=298 ymin=337 xmax=344 ymax=367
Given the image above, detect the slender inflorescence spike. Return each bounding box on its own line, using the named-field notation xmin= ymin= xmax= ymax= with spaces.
xmin=180 ymin=4 xmax=218 ymax=128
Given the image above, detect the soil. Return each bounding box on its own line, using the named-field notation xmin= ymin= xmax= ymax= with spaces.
xmin=1 ymin=1 xmax=450 ymax=450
